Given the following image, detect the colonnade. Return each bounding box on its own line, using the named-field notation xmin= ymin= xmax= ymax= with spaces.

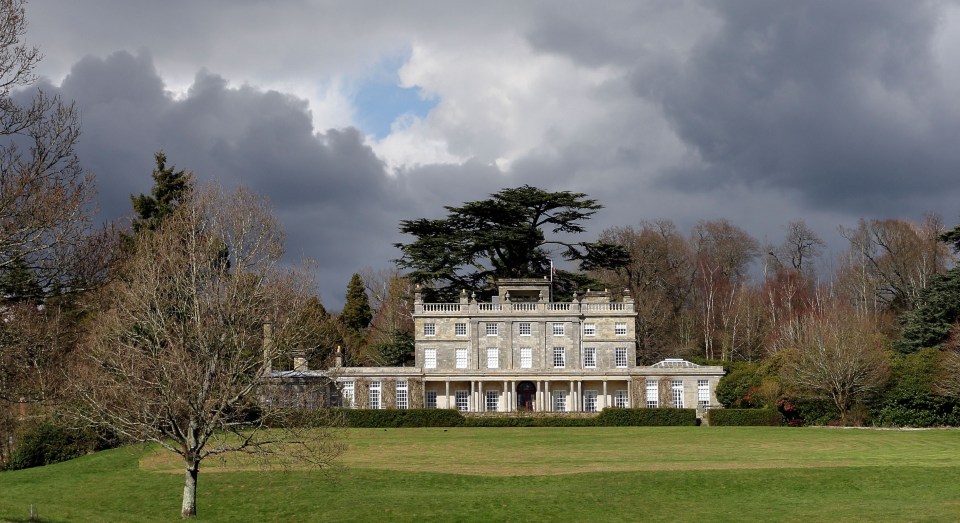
xmin=434 ymin=378 xmax=632 ymax=412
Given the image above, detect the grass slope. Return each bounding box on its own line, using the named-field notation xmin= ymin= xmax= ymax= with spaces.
xmin=2 ymin=427 xmax=960 ymax=521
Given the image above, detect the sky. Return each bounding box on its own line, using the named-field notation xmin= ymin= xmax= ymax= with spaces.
xmin=20 ymin=0 xmax=960 ymax=308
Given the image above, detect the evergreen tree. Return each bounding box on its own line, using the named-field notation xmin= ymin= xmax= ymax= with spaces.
xmin=897 ymin=223 xmax=960 ymax=353
xmin=130 ymin=151 xmax=193 ymax=235
xmin=0 ymin=256 xmax=42 ymax=305
xmin=340 ymin=274 xmax=372 ymax=332
xmin=395 ymin=185 xmax=630 ymax=301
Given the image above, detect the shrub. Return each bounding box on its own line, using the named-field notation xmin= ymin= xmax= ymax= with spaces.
xmin=337 ymin=409 xmax=465 ymax=428
xmin=463 ymin=416 xmax=596 ymax=427
xmin=8 ymin=421 xmax=92 ymax=470
xmin=595 ymin=408 xmax=697 ymax=426
xmin=874 ymin=348 xmax=960 ymax=427
xmin=707 ymin=409 xmax=783 ymax=426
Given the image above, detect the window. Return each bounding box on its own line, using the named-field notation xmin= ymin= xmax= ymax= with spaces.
xmin=614 ymin=390 xmax=628 ymax=408
xmin=520 ymin=348 xmax=532 ymax=369
xmin=341 ymin=380 xmax=354 ymax=408
xmin=553 ymin=391 xmax=566 ymax=412
xmin=486 ymin=391 xmax=498 ymax=411
xmin=423 ymin=322 xmax=436 ymax=336
xmin=583 ymin=347 xmax=596 ymax=368
xmin=584 ymin=390 xmax=598 ymax=412
xmin=583 ymin=323 xmax=596 ymax=336
xmin=698 ymin=380 xmax=710 ymax=407
xmin=672 ymin=380 xmax=684 ymax=408
xmin=455 ymin=390 xmax=469 ymax=412
xmin=646 ymin=380 xmax=659 ymax=408
xmin=426 ymin=391 xmax=437 ymax=409
xmin=424 ymin=348 xmax=437 ymax=369
xmin=518 ymin=322 xmax=531 ymax=336
xmin=369 ymin=381 xmax=382 ymax=410
xmin=396 ymin=380 xmax=408 ymax=410
xmin=487 ymin=347 xmax=499 ymax=369
xmin=615 ymin=348 xmax=628 ymax=368
xmin=552 ymin=323 xmax=565 ymax=336
xmin=485 ymin=323 xmax=498 ymax=336
xmin=615 ymin=322 xmax=627 ymax=335
xmin=455 ymin=348 xmax=468 ymax=369
xmin=553 ymin=347 xmax=565 ymax=368
xmin=455 ymin=322 xmax=467 ymax=336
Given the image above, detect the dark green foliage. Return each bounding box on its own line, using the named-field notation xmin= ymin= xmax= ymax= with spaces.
xmin=336 ymin=409 xmax=466 ymax=428
xmin=785 ymin=398 xmax=839 ymax=426
xmin=716 ymin=363 xmax=763 ymax=408
xmin=707 ymin=409 xmax=783 ymax=426
xmin=874 ymin=348 xmax=960 ymax=426
xmin=395 ymin=185 xmax=630 ymax=301
xmin=129 ymin=151 xmax=192 ymax=235
xmin=340 ymin=274 xmax=372 ymax=332
xmin=6 ymin=421 xmax=114 ymax=470
xmin=897 ymin=267 xmax=960 ymax=353
xmin=0 ymin=257 xmax=42 ymax=304
xmin=940 ymin=224 xmax=960 ymax=253
xmin=371 ymin=329 xmax=414 ymax=366
xmin=463 ymin=416 xmax=597 ymax=427
xmin=595 ymin=408 xmax=697 ymax=426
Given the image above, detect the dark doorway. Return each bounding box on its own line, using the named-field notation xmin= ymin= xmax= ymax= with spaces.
xmin=516 ymin=381 xmax=536 ymax=411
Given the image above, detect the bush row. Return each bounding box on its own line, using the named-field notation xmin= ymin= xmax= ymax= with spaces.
xmin=335 ymin=408 xmax=466 ymax=428
xmin=595 ymin=408 xmax=698 ymax=426
xmin=707 ymin=408 xmax=783 ymax=426
xmin=286 ymin=408 xmax=701 ymax=428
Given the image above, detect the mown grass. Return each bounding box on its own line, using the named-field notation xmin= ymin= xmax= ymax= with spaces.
xmin=3 ymin=427 xmax=960 ymax=521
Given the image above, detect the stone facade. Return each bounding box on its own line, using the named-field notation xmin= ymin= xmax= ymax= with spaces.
xmin=268 ymin=278 xmax=724 ymax=417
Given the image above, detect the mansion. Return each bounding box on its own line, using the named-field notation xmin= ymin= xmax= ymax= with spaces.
xmin=271 ymin=278 xmax=724 ymax=416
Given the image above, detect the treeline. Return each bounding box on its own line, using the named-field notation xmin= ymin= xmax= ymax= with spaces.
xmin=589 ymin=216 xmax=960 ymax=425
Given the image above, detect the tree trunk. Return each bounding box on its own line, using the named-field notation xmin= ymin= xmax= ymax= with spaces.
xmin=181 ymin=459 xmax=199 ymax=518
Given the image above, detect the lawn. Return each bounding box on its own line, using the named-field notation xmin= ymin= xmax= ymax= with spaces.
xmin=3 ymin=426 xmax=960 ymax=521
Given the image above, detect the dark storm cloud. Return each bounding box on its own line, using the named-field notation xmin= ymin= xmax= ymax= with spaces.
xmin=527 ymin=0 xmax=960 ymax=219
xmin=645 ymin=0 xmax=960 ymax=214
xmin=45 ymin=50 xmax=404 ymax=305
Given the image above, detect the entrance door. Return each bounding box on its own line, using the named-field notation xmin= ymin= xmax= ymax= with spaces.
xmin=516 ymin=381 xmax=536 ymax=411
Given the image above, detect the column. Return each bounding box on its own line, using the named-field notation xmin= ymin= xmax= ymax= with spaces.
xmin=577 ymin=381 xmax=582 ymax=412
xmin=445 ymin=380 xmax=450 ymax=410
xmin=535 ymin=380 xmax=542 ymax=412
xmin=545 ymin=381 xmax=551 ymax=412
xmin=569 ymin=381 xmax=576 ymax=412
xmin=470 ymin=380 xmax=476 ymax=412
xmin=602 ymin=380 xmax=608 ymax=410
xmin=479 ymin=381 xmax=485 ymax=412
xmin=503 ymin=381 xmax=509 ymax=413
xmin=627 ymin=378 xmax=633 ymax=408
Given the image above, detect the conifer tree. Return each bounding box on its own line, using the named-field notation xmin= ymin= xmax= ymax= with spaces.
xmin=340 ymin=273 xmax=372 ymax=332
xmin=130 ymin=151 xmax=193 ymax=235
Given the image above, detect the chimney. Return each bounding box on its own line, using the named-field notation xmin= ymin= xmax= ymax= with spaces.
xmin=293 ymin=349 xmax=308 ymax=372
xmin=262 ymin=320 xmax=274 ymax=374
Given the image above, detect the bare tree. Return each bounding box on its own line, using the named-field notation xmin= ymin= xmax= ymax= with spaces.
xmin=837 ymin=217 xmax=950 ymax=313
xmin=593 ymin=221 xmax=697 ymax=362
xmin=0 ymin=0 xmax=95 ymax=292
xmin=691 ymin=219 xmax=759 ymax=360
xmin=781 ymin=302 xmax=890 ymax=424
xmin=767 ymin=220 xmax=825 ymax=276
xmin=72 ymin=185 xmax=343 ymax=519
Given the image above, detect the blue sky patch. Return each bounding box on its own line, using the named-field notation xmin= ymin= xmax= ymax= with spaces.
xmin=353 ymin=51 xmax=437 ymax=139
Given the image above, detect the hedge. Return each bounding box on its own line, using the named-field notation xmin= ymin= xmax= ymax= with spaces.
xmin=707 ymin=408 xmax=783 ymax=426
xmin=337 ymin=408 xmax=466 ymax=428
xmin=595 ymin=408 xmax=698 ymax=426
xmin=273 ymin=408 xmax=707 ymax=428
xmin=463 ymin=416 xmax=596 ymax=427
